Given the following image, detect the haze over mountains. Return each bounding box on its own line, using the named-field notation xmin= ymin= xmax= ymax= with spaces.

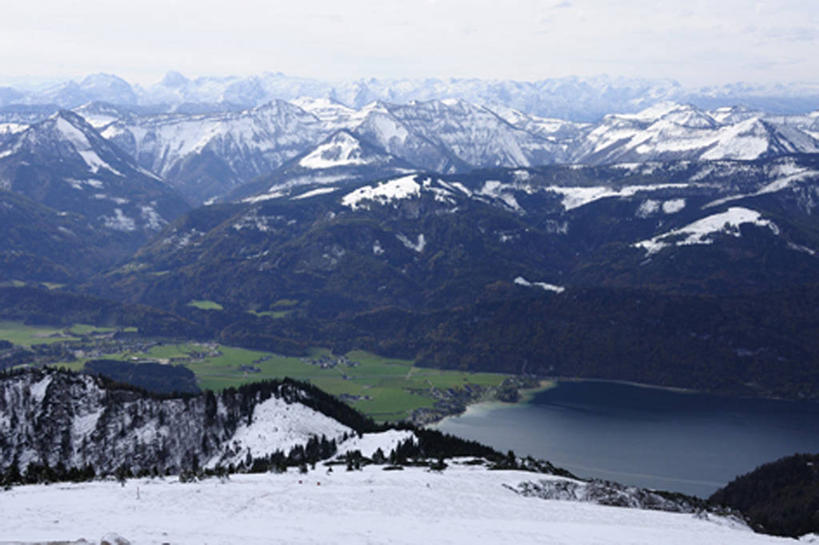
xmin=4 ymin=72 xmax=819 ymax=121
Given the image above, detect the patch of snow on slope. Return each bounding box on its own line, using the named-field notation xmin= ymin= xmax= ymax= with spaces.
xmin=64 ymin=178 xmax=104 ymax=190
xmin=140 ymin=205 xmax=165 ymax=230
xmin=619 ymin=102 xmax=686 ymax=122
xmin=77 ymin=150 xmax=122 ymax=176
xmin=28 ymin=375 xmax=52 ymax=405
xmin=342 ymin=175 xmax=421 ymax=210
xmin=243 ymin=189 xmax=287 ymax=203
xmin=788 ymin=242 xmax=817 ymax=256
xmin=397 ymin=233 xmax=426 ymax=253
xmin=700 ymin=119 xmax=772 ymax=161
xmin=102 ymin=209 xmax=136 ymax=232
xmin=420 ymin=178 xmax=456 ymax=204
xmin=663 ymin=199 xmax=686 ymax=214
xmin=0 ymin=465 xmax=781 ymax=545
xmin=299 ymin=133 xmax=369 ymax=169
xmin=439 ymin=180 xmax=472 ymax=196
xmin=514 ymin=276 xmax=565 ymax=294
xmin=208 ymin=396 xmax=352 ymax=468
xmin=94 ymin=194 xmax=129 ymax=205
xmin=634 ymin=207 xmax=778 ymax=255
xmin=479 ymin=181 xmax=522 ymax=211
xmin=636 ymin=200 xmax=660 ymax=217
xmin=0 ymin=122 xmax=28 ymax=135
xmin=232 ymin=211 xmax=287 ymax=232
xmin=548 ymin=184 xmax=690 ymax=211
xmin=337 ymin=430 xmax=416 ymax=458
xmin=291 ymin=186 xmax=339 ymax=200
xmin=71 ymin=407 xmax=104 ymax=440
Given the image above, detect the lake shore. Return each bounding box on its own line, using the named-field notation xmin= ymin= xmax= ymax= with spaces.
xmin=429 ymin=379 xmax=556 ymax=428
xmin=430 ymin=377 xmax=697 ymax=428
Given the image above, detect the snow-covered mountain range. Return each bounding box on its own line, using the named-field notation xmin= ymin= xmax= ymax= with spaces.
xmin=4 ymin=98 xmax=818 ymax=204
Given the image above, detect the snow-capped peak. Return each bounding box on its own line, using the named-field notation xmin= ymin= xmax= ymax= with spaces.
xmin=4 ymin=111 xmax=127 ymax=177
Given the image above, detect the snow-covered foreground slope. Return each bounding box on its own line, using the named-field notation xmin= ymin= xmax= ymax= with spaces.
xmin=0 ymin=465 xmax=789 ymax=545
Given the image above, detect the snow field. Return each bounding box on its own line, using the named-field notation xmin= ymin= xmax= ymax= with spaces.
xmin=0 ymin=465 xmax=792 ymax=545
xmin=341 ymin=175 xmax=422 ymax=210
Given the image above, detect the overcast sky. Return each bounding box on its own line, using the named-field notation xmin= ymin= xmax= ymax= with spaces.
xmin=2 ymin=0 xmax=818 ymax=87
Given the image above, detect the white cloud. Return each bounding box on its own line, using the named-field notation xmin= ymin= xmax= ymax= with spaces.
xmin=0 ymin=0 xmax=818 ymax=86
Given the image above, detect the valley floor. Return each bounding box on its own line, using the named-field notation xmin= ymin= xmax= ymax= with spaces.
xmin=0 ymin=464 xmax=794 ymax=545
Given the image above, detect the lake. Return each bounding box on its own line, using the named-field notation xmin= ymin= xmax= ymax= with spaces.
xmin=435 ymin=380 xmax=819 ymax=498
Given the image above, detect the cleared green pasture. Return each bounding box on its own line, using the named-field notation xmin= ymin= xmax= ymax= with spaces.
xmin=187 ymin=300 xmax=224 ymax=311
xmin=0 ymin=321 xmax=80 ymax=346
xmin=247 ymin=310 xmax=291 ymax=319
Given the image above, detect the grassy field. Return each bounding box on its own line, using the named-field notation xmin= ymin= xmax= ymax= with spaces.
xmin=187 ymin=300 xmax=224 ymax=311
xmin=247 ymin=310 xmax=291 ymax=319
xmin=0 ymin=322 xmax=131 ymax=346
xmin=0 ymin=321 xmax=81 ymax=346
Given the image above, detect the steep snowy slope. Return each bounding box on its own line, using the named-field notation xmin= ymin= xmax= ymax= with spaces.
xmin=99 ymin=100 xmax=328 ymax=203
xmin=0 ymin=111 xmax=188 ymax=239
xmin=0 ymin=465 xmax=792 ymax=545
xmin=353 ymin=99 xmax=564 ymax=171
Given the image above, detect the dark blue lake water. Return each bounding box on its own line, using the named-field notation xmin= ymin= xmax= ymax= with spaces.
xmin=436 ymin=380 xmax=819 ymax=498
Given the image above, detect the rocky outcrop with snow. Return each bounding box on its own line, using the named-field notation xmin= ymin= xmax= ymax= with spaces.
xmin=0 ymin=369 xmax=357 ymax=476
xmin=508 ymin=477 xmax=705 ymax=513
